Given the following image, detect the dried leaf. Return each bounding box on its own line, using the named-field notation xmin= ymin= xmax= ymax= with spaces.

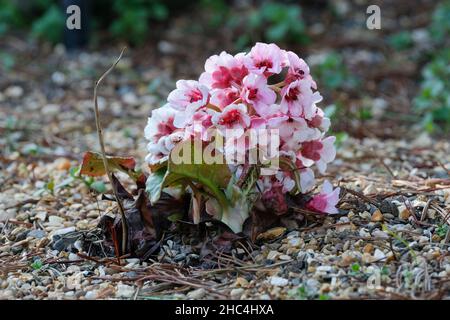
xmin=81 ymin=151 xmax=144 ymax=182
xmin=256 ymin=227 xmax=286 ymax=241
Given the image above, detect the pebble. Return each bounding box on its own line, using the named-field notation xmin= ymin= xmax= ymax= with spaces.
xmin=363 ymin=243 xmax=374 ymax=254
xmin=373 ymin=249 xmax=386 ymax=260
xmin=418 ymin=236 xmax=429 ymax=244
xmin=5 ymin=86 xmax=23 ymax=98
xmin=372 ymin=230 xmax=389 ymax=239
xmin=234 ymin=277 xmax=249 ymax=288
xmin=230 ymin=288 xmax=244 ymax=299
xmin=267 ymin=250 xmax=279 ymax=261
xmin=359 ymin=229 xmax=371 ymax=238
xmin=116 ymin=284 xmax=135 ymax=299
xmin=85 ymin=291 xmax=97 ymax=300
xmin=371 ymin=209 xmax=383 ymax=222
xmin=397 ymin=205 xmax=410 ymax=220
xmin=35 ymin=212 xmax=47 ymax=221
xmin=288 ymin=238 xmax=301 ymax=247
xmin=270 ymin=276 xmax=289 ymax=287
xmin=28 ymin=229 xmax=46 ymax=239
xmin=187 ymin=288 xmax=206 ymax=299
xmin=68 ymin=253 xmax=79 ymax=261
xmin=52 ymin=227 xmax=76 ymax=236
xmin=359 ymin=211 xmax=372 ymax=220
xmin=48 ymin=216 xmax=65 ymax=226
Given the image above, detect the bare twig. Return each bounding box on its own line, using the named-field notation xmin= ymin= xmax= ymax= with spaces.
xmin=93 ymin=47 xmax=128 ymax=254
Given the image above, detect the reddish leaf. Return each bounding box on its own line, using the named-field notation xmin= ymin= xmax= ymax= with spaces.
xmin=80 ymin=151 xmax=138 ymax=178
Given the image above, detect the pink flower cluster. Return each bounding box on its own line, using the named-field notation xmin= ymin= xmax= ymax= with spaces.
xmin=145 ymin=43 xmax=339 ymax=214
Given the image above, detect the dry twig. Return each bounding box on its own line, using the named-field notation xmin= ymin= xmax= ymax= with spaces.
xmin=93 ymin=48 xmax=128 ymax=254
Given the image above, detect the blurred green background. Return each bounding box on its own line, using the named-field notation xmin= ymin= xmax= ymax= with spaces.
xmin=0 ymin=0 xmax=449 ymax=135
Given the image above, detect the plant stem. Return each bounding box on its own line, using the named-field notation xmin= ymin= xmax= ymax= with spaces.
xmin=93 ymin=47 xmax=128 ymax=255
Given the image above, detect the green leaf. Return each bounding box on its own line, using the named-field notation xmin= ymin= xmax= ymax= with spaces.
xmin=220 ymin=185 xmax=250 ymax=233
xmin=146 ymin=166 xmax=169 ymax=204
xmin=31 ymin=5 xmax=65 ymax=44
xmin=31 ymin=259 xmax=43 ymax=270
xmin=166 ymin=139 xmax=231 ymax=208
xmin=351 ymin=263 xmax=360 ymax=272
xmin=45 ymin=180 xmax=55 ymax=194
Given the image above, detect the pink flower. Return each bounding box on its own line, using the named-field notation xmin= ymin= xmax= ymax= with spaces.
xmin=199 ymin=52 xmax=248 ymax=89
xmin=258 ymin=177 xmax=288 ymax=214
xmin=307 ymin=108 xmax=330 ymax=132
xmin=210 ymin=87 xmax=240 ymax=109
xmin=212 ymin=103 xmax=251 ymax=138
xmin=307 ymin=180 xmax=340 ymax=214
xmin=168 ymin=80 xmax=209 ymax=112
xmin=241 ymin=74 xmax=276 ymax=116
xmin=184 ymin=108 xmax=214 ymax=141
xmin=285 ymin=51 xmax=316 ymax=89
xmin=275 ymin=171 xmax=296 ymax=193
xmin=280 ymin=79 xmax=321 ymax=119
xmin=144 ymin=104 xmax=177 ymax=144
xmin=268 ymin=115 xmax=319 ymax=142
xmin=297 ymin=136 xmax=336 ymax=174
xmin=246 ymin=42 xmax=285 ymax=77
xmin=145 ymin=43 xmax=339 ymax=217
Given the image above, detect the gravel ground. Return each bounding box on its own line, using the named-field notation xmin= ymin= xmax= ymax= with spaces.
xmin=1 ymin=42 xmax=449 ymax=300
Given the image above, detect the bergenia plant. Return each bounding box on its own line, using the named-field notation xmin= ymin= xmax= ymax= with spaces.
xmin=144 ymin=42 xmax=340 ymax=234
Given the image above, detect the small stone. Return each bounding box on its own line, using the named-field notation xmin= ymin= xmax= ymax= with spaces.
xmin=418 ymin=236 xmax=429 ymax=244
xmin=158 ymin=40 xmax=176 ymax=54
xmin=270 ymin=276 xmax=289 ymax=287
xmin=42 ymin=104 xmax=60 ymax=115
xmin=85 ymin=291 xmax=97 ymax=300
xmin=174 ymin=253 xmax=186 ymax=262
xmin=373 ymin=249 xmax=386 ymax=260
xmin=371 ymin=209 xmax=383 ymax=222
xmin=363 ymin=243 xmax=374 ymax=254
xmin=55 ymin=158 xmax=71 ymax=171
xmin=52 ymin=226 xmax=76 ymax=236
xmin=5 ymin=86 xmax=23 ymax=98
xmin=51 ymin=71 xmax=66 ymax=85
xmin=16 ymin=212 xmax=29 ymax=221
xmin=116 ymin=284 xmax=135 ymax=299
xmin=383 ymin=213 xmax=394 ymax=220
xmin=187 ymin=288 xmax=206 ymax=299
xmin=48 ymin=216 xmax=64 ymax=225
xmin=28 ymin=229 xmax=46 ymax=239
xmin=288 ymin=238 xmax=301 ymax=247
xmin=279 ymin=254 xmax=292 ymax=261
xmin=359 ymin=229 xmax=371 ymax=238
xmin=35 ymin=212 xmax=47 ymax=221
xmin=267 ymin=250 xmax=279 ymax=261
xmin=372 ymin=230 xmax=389 ymax=239
xmin=363 ymin=184 xmax=377 ymax=195
xmin=427 ymin=209 xmax=436 ymax=220
xmin=432 ymin=234 xmax=441 ymax=242
xmin=362 ymin=253 xmax=375 ymax=263
xmin=398 ymin=205 xmax=410 ymax=220
xmin=68 ymin=253 xmax=79 ymax=261
xmin=235 ymin=277 xmax=249 ymax=288
xmin=230 ymin=288 xmax=244 ymax=299
xmin=316 ymin=265 xmax=332 ymax=272
xmin=359 ymin=211 xmax=372 ymax=220
xmin=86 ymin=211 xmax=99 ymax=219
